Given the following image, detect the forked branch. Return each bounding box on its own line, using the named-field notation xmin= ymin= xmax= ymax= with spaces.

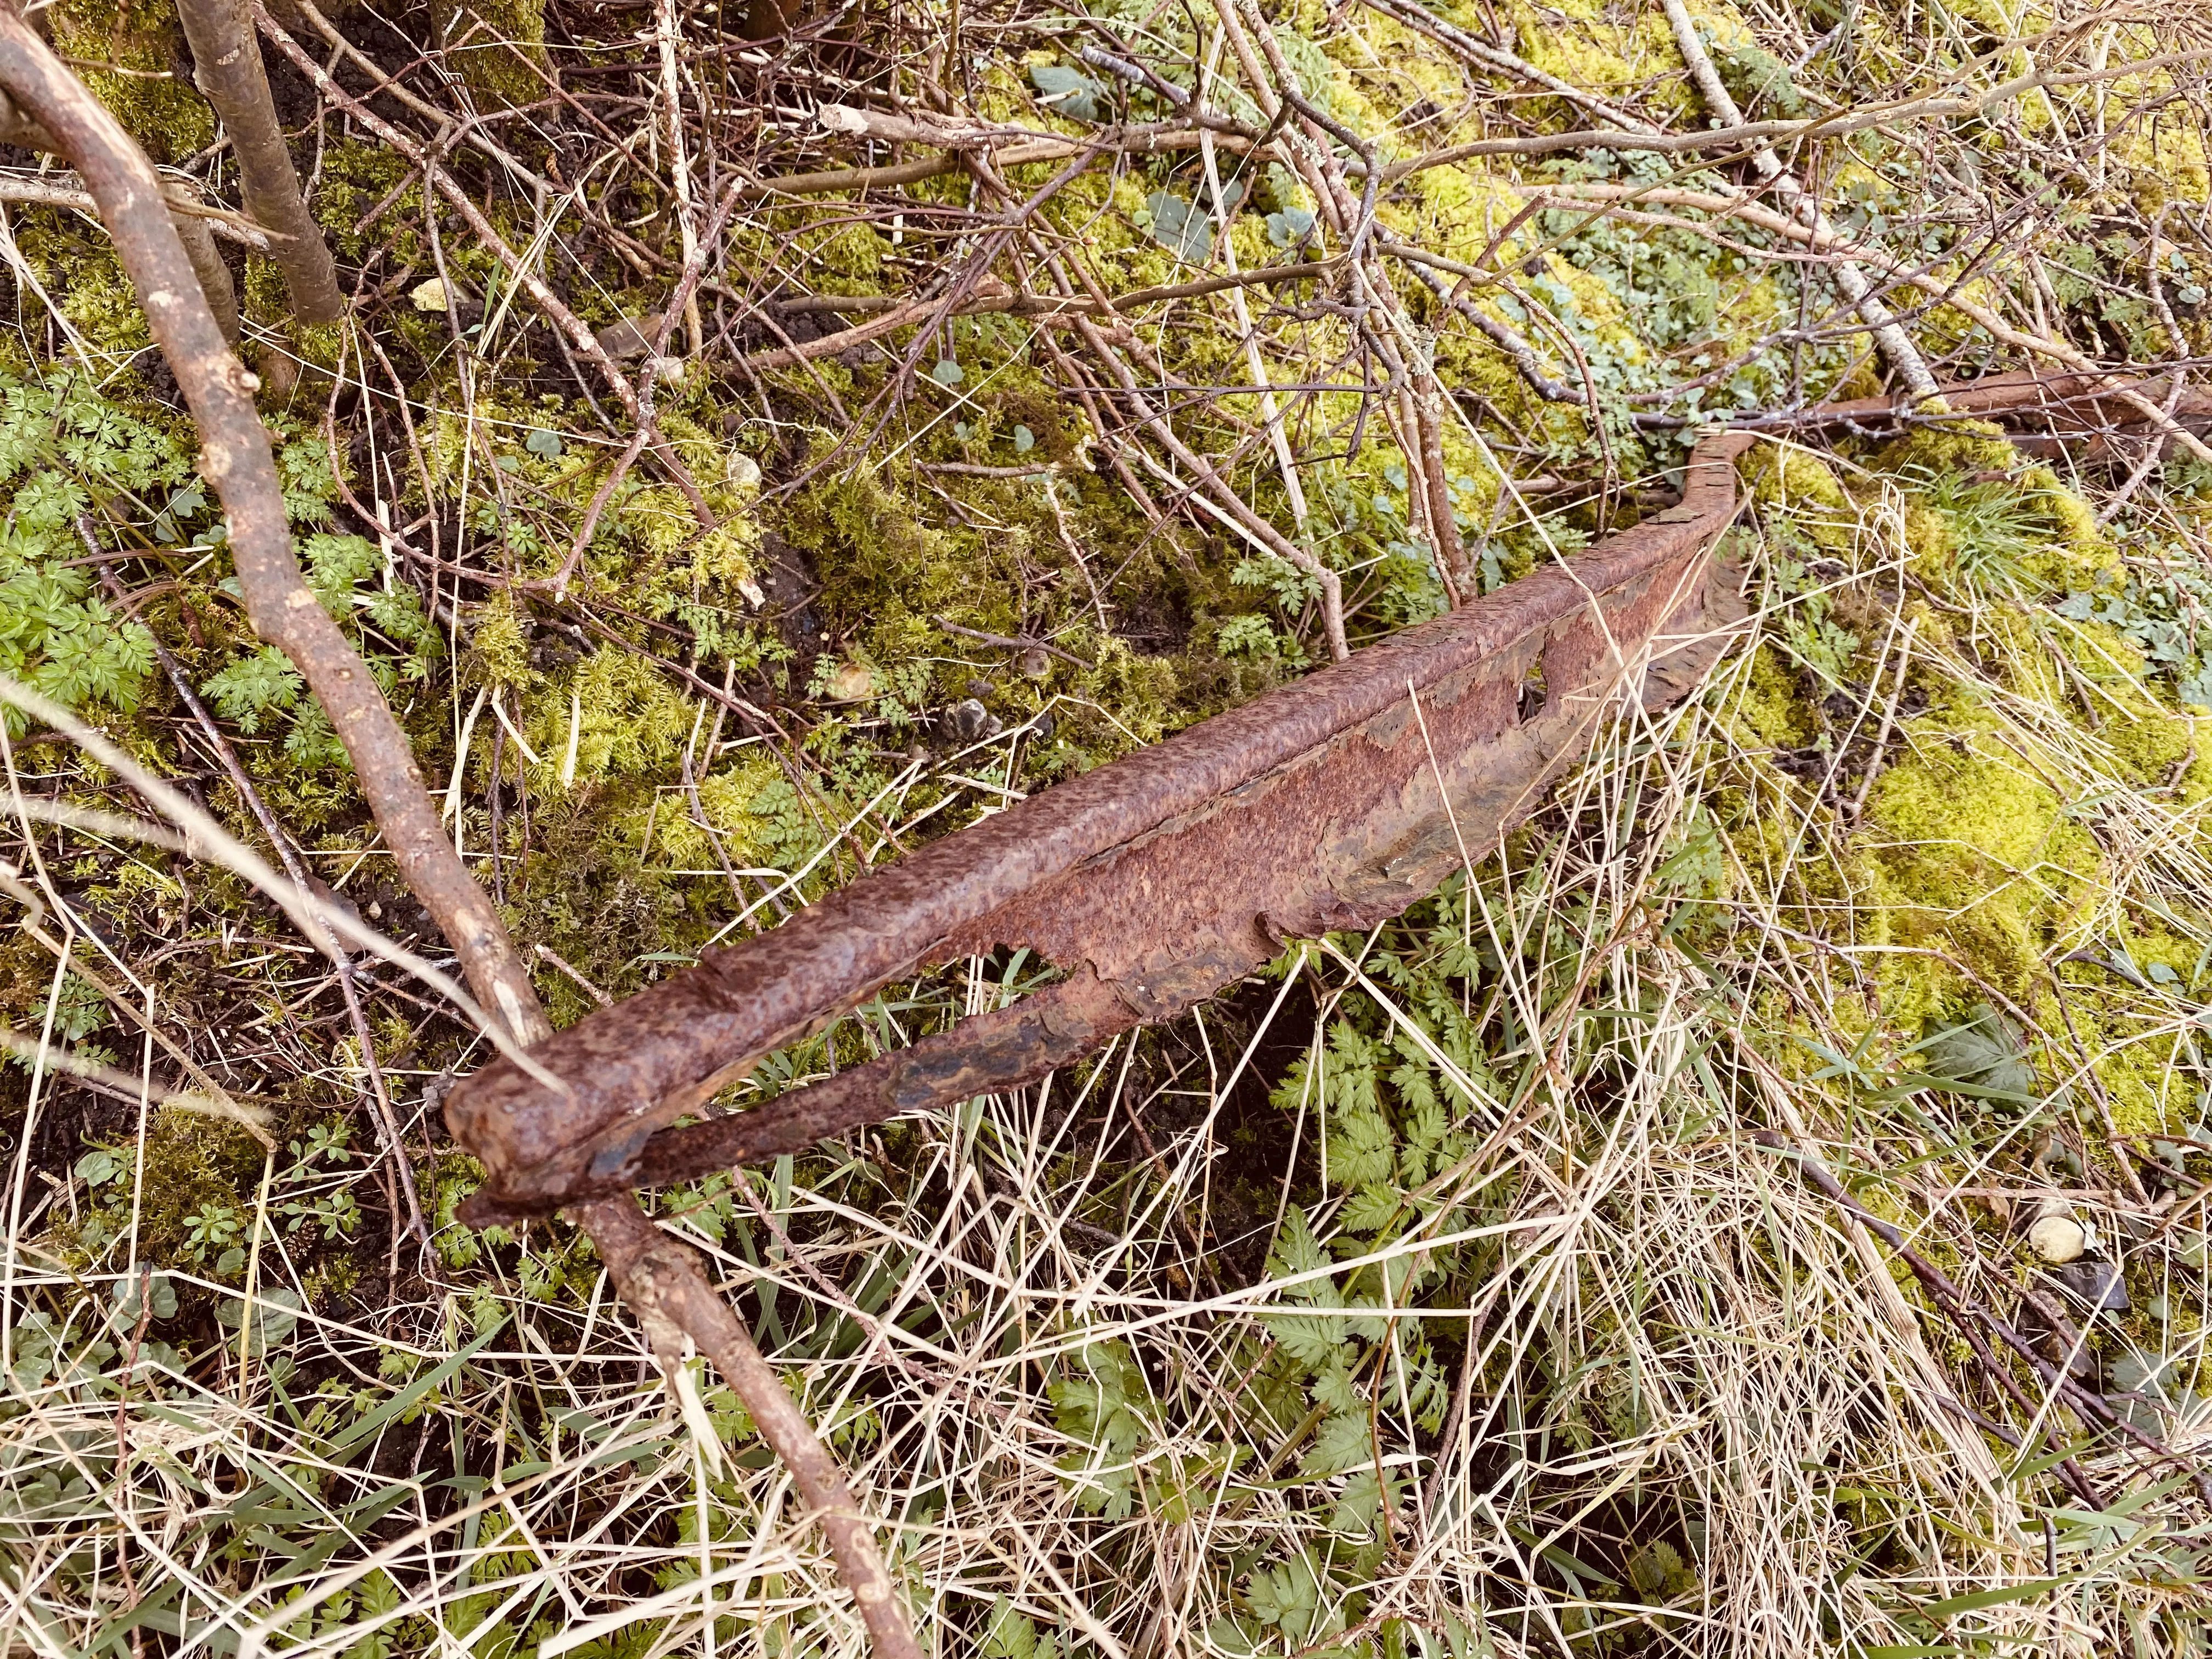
xmin=0 ymin=14 xmax=541 ymax=1040
xmin=1661 ymin=0 xmax=1939 ymax=404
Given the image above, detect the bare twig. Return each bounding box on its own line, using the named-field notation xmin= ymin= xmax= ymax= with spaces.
xmin=0 ymin=16 xmax=543 ymax=1043
xmin=90 ymin=539 xmax=426 ymax=1245
xmin=253 ymin=3 xmax=719 ymax=523
xmin=1662 ymin=0 xmax=1939 ymax=404
xmin=573 ymin=1197 xmax=921 ymax=1659
xmin=158 ymin=179 xmax=238 ymax=346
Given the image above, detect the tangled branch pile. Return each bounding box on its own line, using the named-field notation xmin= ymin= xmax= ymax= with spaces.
xmin=3 ymin=0 xmax=2212 ymax=1653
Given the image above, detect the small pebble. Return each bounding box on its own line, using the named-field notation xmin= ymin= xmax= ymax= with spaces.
xmin=2028 ymin=1214 xmax=2087 ymax=1264
xmin=946 ymin=698 xmax=994 ymax=742
xmin=1019 ymin=646 xmax=1052 ymax=680
xmin=966 ymin=676 xmax=996 ymax=701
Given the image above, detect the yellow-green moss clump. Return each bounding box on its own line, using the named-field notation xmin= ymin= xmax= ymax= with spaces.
xmin=13 ymin=222 xmax=154 ymax=357
xmin=49 ymin=0 xmax=214 ymax=162
xmin=1745 ymin=445 xmax=1857 ymax=554
xmin=1863 ymin=716 xmax=2102 ymax=1010
xmin=1720 ymin=432 xmax=2212 ymax=1147
xmin=432 ymin=0 xmax=551 ymax=106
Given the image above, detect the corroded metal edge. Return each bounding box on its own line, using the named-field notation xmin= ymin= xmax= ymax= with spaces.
xmin=450 ymin=427 xmax=1756 ymax=1223
xmin=459 ymin=364 xmax=2166 ymax=1223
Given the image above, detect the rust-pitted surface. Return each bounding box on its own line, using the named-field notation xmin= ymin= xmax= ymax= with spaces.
xmin=451 ymin=374 xmax=2178 ymax=1224
xmin=449 ymin=427 xmax=1756 ymax=1223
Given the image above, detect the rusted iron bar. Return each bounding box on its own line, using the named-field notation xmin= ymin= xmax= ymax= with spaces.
xmin=449 ymin=368 xmax=2185 ymax=1227
xmin=450 ymin=432 xmax=1756 ymax=1221
xmin=1768 ymin=369 xmax=2212 ymax=449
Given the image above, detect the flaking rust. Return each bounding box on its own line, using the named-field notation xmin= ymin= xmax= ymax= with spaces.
xmin=449 ymin=426 xmax=1754 ymax=1224
xmin=448 ymin=373 xmax=2176 ymax=1226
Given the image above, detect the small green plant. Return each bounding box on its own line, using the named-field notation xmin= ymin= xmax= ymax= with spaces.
xmin=1903 ymin=465 xmax=2053 ymax=600
xmin=182 ymin=1200 xmax=246 ymax=1264
xmin=1049 ymin=1341 xmax=1152 ymax=1519
xmin=0 ymin=373 xmax=182 ymax=728
xmin=981 ymin=1596 xmax=1060 ymax=1659
xmin=2054 ymin=553 xmax=2212 ymax=708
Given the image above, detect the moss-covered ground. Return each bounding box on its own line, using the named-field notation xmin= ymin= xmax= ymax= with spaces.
xmin=2 ymin=1 xmax=2211 ymax=1655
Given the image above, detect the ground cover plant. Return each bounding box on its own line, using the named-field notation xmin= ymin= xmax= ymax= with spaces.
xmin=1 ymin=0 xmax=2211 ymax=1654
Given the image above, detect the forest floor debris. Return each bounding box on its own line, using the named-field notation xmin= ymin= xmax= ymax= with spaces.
xmin=3 ymin=1 xmax=2212 ymax=1654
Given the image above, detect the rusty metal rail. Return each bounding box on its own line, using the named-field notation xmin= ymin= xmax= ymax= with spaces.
xmin=449 ymin=372 xmax=2169 ymax=1226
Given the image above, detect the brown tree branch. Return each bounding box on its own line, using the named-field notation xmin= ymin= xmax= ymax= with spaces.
xmin=1515 ymin=180 xmax=2212 ymax=463
xmin=0 ymin=171 xmax=273 ymax=245
xmin=88 ymin=533 xmax=422 ymax=1242
xmin=0 ymin=13 xmax=540 ymax=1043
xmin=575 ymin=1197 xmax=921 ymax=1658
xmin=0 ymin=25 xmax=919 ymax=1652
xmin=1661 ymin=0 xmax=1939 ymax=404
xmin=252 ymin=2 xmax=719 ymax=527
xmin=173 ymin=0 xmax=343 ymax=323
xmin=159 ymin=178 xmax=238 ymax=345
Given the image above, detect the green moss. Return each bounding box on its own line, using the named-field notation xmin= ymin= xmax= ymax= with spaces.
xmin=653 ymin=754 xmax=792 ymax=870
xmin=1731 ymin=644 xmax=1816 ymax=748
xmin=542 ymin=648 xmax=693 ymax=791
xmin=1714 ymin=455 xmax=2204 ymax=1075
xmin=312 ymin=144 xmax=425 ymax=264
xmin=2019 ymin=466 xmax=2120 ymax=588
xmin=49 ymin=0 xmax=213 ymax=163
xmin=2093 ymin=1032 xmax=2186 ymax=1135
xmin=1869 ymin=418 xmax=2019 ymax=481
xmin=1832 ymin=356 xmax=1886 ymax=401
xmin=431 ymin=0 xmax=549 ymax=106
xmin=2094 ymin=683 xmax=2195 ymax=783
xmin=1746 ymin=445 xmax=1857 ymax=553
xmin=1865 ymin=722 xmax=2100 ymax=1001
xmin=241 ymin=256 xmax=292 ymax=331
xmin=2064 ymin=618 xmax=2149 ymax=686
xmin=1511 ymin=2 xmax=1700 ymax=126
xmin=467 ymin=593 xmax=535 ymax=692
xmin=71 ymin=1108 xmax=267 ymax=1272
xmin=10 ymin=218 xmax=156 ymax=356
